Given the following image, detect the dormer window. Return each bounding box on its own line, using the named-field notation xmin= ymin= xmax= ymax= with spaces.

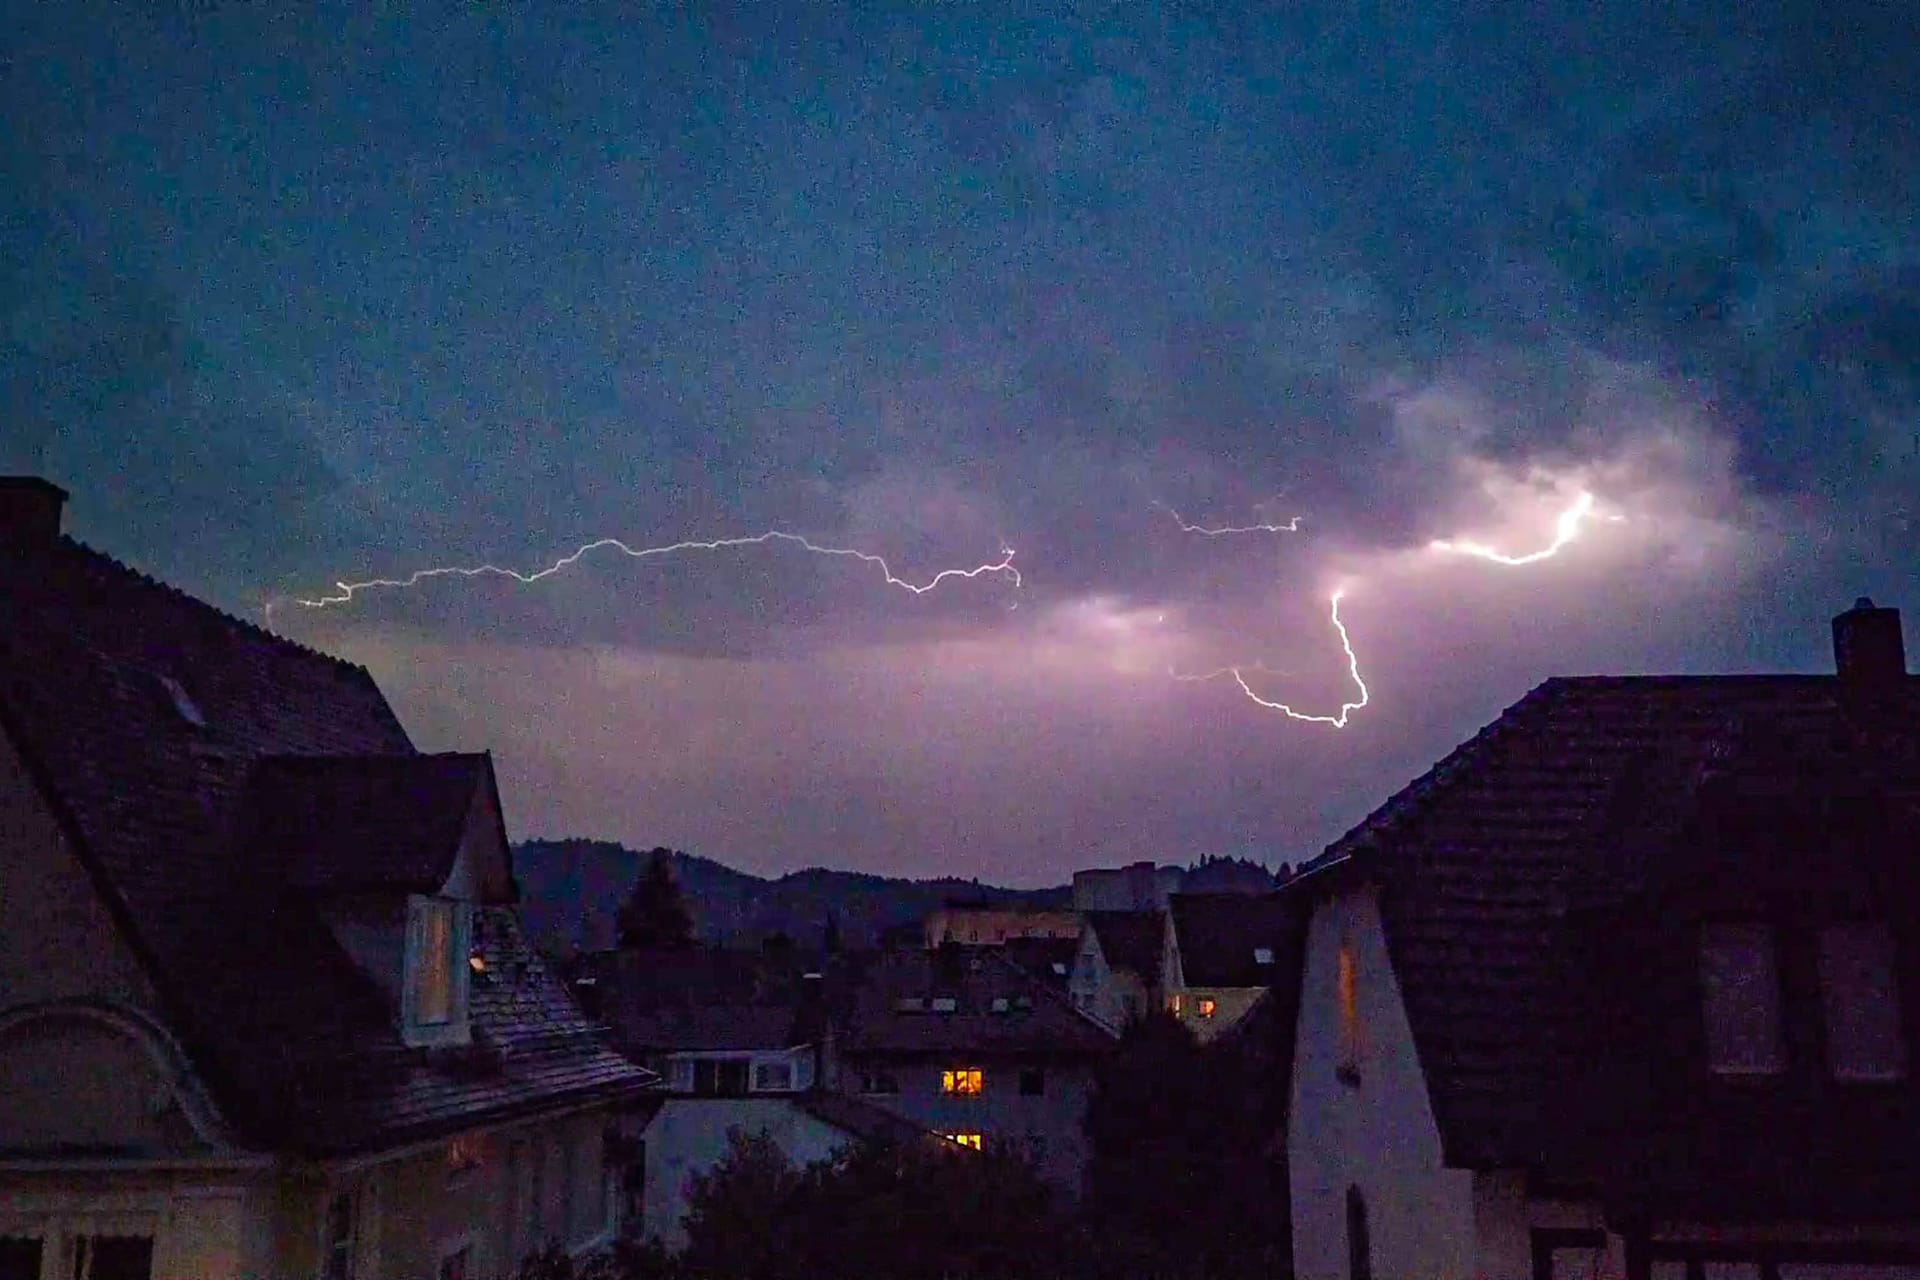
xmin=1699 ymin=922 xmax=1784 ymax=1075
xmin=1817 ymin=922 xmax=1908 ymax=1082
xmin=404 ymin=895 xmax=472 ymax=1046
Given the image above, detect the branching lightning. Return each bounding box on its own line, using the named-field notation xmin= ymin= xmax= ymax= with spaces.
xmin=286 ymin=532 xmax=1020 ymax=610
xmin=1429 ymin=491 xmax=1599 ymax=566
xmin=1153 ymin=500 xmax=1303 ymax=536
xmin=1172 ymin=589 xmax=1370 ymax=727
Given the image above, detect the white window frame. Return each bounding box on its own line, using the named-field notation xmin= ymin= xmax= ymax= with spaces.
xmin=402 ymin=896 xmax=473 ymax=1047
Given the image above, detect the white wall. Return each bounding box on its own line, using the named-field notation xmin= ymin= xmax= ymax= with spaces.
xmin=638 ymin=1098 xmax=850 ymax=1249
xmin=1288 ymin=886 xmax=1476 ymax=1280
xmin=0 ymin=1174 xmax=277 ymax=1280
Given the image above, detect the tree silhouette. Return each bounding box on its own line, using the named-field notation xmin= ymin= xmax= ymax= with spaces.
xmin=616 ymin=848 xmax=695 ymax=950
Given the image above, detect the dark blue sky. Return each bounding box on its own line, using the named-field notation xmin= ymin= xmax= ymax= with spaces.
xmin=6 ymin=3 xmax=1916 ymax=883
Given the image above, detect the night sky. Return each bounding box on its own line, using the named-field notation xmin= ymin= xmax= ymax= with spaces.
xmin=6 ymin=5 xmax=1917 ymax=885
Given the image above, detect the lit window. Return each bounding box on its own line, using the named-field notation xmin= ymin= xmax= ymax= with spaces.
xmin=1337 ymin=938 xmax=1364 ymax=1076
xmin=1699 ymin=923 xmax=1785 ymax=1075
xmin=1198 ymin=998 xmax=1218 ymax=1019
xmin=941 ymin=1068 xmax=984 ymax=1095
xmin=944 ymin=1132 xmax=983 ymax=1150
xmin=447 ymin=1136 xmax=483 ymax=1180
xmin=405 ymin=897 xmax=471 ymax=1043
xmin=1170 ymin=993 xmax=1183 ymax=1015
xmin=1818 ymin=922 xmax=1908 ymax=1081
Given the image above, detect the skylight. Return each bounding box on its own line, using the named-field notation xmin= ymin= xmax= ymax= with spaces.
xmin=1254 ymin=947 xmax=1274 ymax=965
xmin=1051 ymin=962 xmax=1068 ymax=976
xmin=931 ymin=996 xmax=958 ymax=1013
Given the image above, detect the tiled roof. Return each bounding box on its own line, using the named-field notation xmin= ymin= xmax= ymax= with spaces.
xmin=588 ymin=948 xmax=820 ymax=1054
xmin=792 ymin=1091 xmax=956 ymax=1152
xmin=997 ymin=936 xmax=1080 ymax=989
xmin=0 ymin=534 xmax=652 ymax=1156
xmin=1167 ymin=893 xmax=1296 ymax=988
xmin=834 ymin=948 xmax=1116 ymax=1058
xmin=1308 ymin=672 xmax=1920 ymax=1171
xmin=1082 ymin=910 xmax=1164 ymax=984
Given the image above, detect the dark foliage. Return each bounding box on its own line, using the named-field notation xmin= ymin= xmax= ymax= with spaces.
xmin=617 ymin=848 xmax=696 ymax=950
xmin=1082 ymin=1011 xmax=1290 ymax=1280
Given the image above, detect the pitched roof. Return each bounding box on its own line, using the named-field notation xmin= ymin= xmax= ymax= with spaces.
xmin=998 ymin=935 xmax=1080 ymax=989
xmin=0 ymin=533 xmax=651 ymax=1155
xmin=587 ymin=947 xmax=821 ymax=1054
xmin=1168 ymin=893 xmax=1296 ymax=988
xmin=833 ymin=947 xmax=1116 ymax=1058
xmin=1303 ymin=672 xmax=1920 ymax=1172
xmin=1082 ymin=910 xmax=1164 ymax=984
xmin=792 ymin=1091 xmax=957 ymax=1152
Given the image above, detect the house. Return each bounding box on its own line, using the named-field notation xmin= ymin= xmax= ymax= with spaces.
xmin=0 ymin=478 xmax=654 ymax=1280
xmin=576 ymin=947 xmax=951 ymax=1247
xmin=1284 ymin=598 xmax=1920 ymax=1279
xmin=1072 ymin=861 xmax=1185 ymax=911
xmin=1162 ymin=892 xmax=1297 ymax=1042
xmin=1068 ymin=910 xmax=1166 ymax=1029
xmin=825 ymin=944 xmax=1116 ymax=1192
xmin=923 ymin=901 xmax=1081 ymax=947
xmin=998 ymin=935 xmax=1081 ymax=994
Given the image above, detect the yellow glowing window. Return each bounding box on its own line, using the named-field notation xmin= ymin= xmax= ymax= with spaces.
xmin=941 ymin=1068 xmax=984 ymax=1095
xmin=1169 ymin=993 xmax=1183 ymax=1015
xmin=945 ymin=1132 xmax=983 ymax=1150
xmin=1337 ymin=939 xmax=1363 ymax=1068
xmin=1198 ymin=997 xmax=1217 ymax=1019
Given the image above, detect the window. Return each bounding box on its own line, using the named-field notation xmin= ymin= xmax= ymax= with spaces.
xmin=944 ymin=1132 xmax=983 ymax=1150
xmin=692 ymin=1058 xmax=750 ymax=1097
xmin=1818 ymin=922 xmax=1908 ymax=1081
xmin=437 ymin=1246 xmax=470 ymax=1280
xmin=930 ymin=996 xmax=958 ymax=1013
xmin=1019 ymin=1068 xmax=1046 ymax=1096
xmin=1345 ymin=1185 xmax=1372 ymax=1280
xmin=447 ymin=1135 xmax=483 ymax=1182
xmin=860 ymin=1070 xmax=899 ymax=1095
xmin=1170 ymin=993 xmax=1183 ymax=1015
xmin=1198 ymin=997 xmax=1218 ymax=1019
xmin=753 ymin=1061 xmax=795 ymax=1092
xmin=1337 ymin=938 xmax=1364 ymax=1082
xmin=941 ymin=1067 xmax=984 ymax=1095
xmin=70 ymin=1237 xmax=154 ymax=1280
xmin=1700 ymin=922 xmax=1786 ymax=1075
xmin=322 ymin=1191 xmax=355 ymax=1280
xmin=404 ymin=896 xmax=471 ymax=1043
xmin=1253 ymin=947 xmax=1274 ymax=966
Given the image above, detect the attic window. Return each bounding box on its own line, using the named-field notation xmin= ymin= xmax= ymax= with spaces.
xmin=1699 ymin=922 xmax=1785 ymax=1075
xmin=1051 ymin=962 xmax=1068 ymax=976
xmin=931 ymin=997 xmax=958 ymax=1014
xmin=1198 ymin=998 xmax=1218 ymax=1019
xmin=894 ymin=997 xmax=926 ymax=1013
xmin=1254 ymin=947 xmax=1274 ymax=966
xmin=403 ymin=896 xmax=473 ymax=1047
xmin=990 ymin=997 xmax=1010 ymax=1014
xmin=155 ymin=673 xmax=206 ymax=728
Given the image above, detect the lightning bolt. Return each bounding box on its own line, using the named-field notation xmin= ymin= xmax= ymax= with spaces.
xmin=1154 ymin=501 xmax=1303 ymax=535
xmin=1429 ymin=491 xmax=1599 ymax=566
xmin=285 ymin=532 xmax=1020 ymax=610
xmin=1172 ymin=589 xmax=1370 ymax=727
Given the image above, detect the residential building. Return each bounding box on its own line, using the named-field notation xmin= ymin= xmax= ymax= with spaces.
xmin=1069 ymin=910 xmax=1166 ymax=1029
xmin=825 ymin=945 xmax=1116 ymax=1192
xmin=1163 ymin=893 xmax=1297 ymax=1042
xmin=998 ymin=936 xmax=1081 ymax=995
xmin=923 ymin=902 xmax=1081 ymax=947
xmin=1071 ymin=861 xmax=1185 ymax=911
xmin=1284 ymin=598 xmax=1920 ymax=1279
xmin=0 ymin=478 xmax=653 ymax=1280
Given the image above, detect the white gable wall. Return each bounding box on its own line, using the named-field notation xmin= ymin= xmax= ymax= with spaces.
xmin=1289 ymin=885 xmax=1475 ymax=1280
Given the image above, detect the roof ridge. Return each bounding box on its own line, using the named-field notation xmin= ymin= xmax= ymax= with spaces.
xmin=55 ymin=537 xmax=381 ymax=684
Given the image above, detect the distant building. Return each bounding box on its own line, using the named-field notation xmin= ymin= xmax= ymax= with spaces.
xmin=1068 ymin=910 xmax=1167 ymax=1029
xmin=0 ymin=478 xmax=653 ymax=1280
xmin=1072 ymin=861 xmax=1185 ymax=911
xmin=824 ymin=945 xmax=1116 ymax=1194
xmin=923 ymin=901 xmax=1081 ymax=947
xmin=1282 ymin=598 xmax=1920 ymax=1279
xmin=1162 ymin=893 xmax=1298 ymax=1042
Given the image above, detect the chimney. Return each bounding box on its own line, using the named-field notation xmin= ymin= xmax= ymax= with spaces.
xmin=1832 ymin=598 xmax=1907 ymax=695
xmin=0 ymin=477 xmax=68 ymax=551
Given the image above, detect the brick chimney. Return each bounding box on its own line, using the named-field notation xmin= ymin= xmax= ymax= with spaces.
xmin=0 ymin=477 xmax=68 ymax=551
xmin=1832 ymin=597 xmax=1907 ymax=695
